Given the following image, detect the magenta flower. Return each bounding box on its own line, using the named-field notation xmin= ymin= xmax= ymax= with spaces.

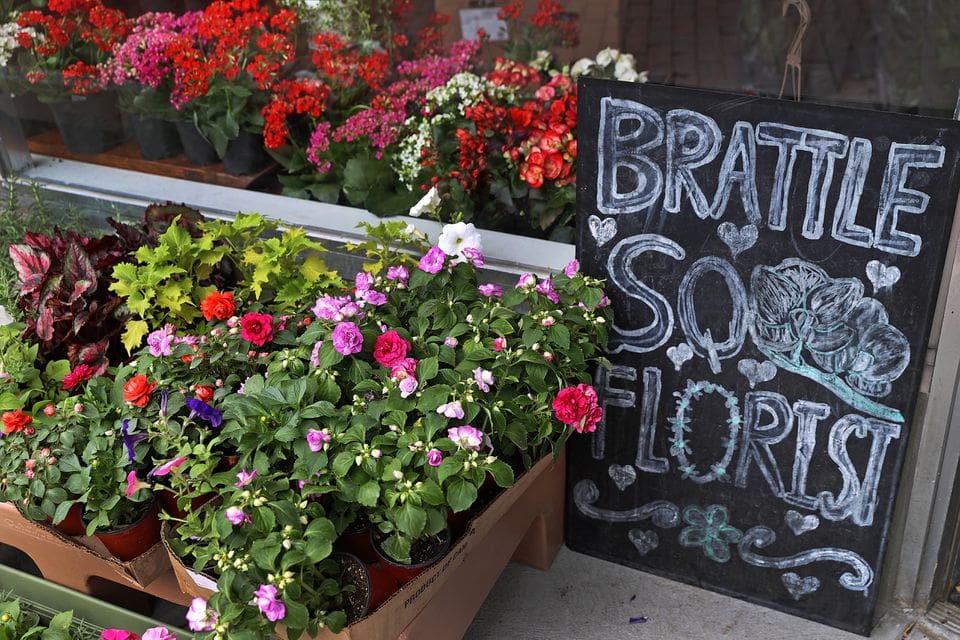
xmin=387 ymin=265 xmax=410 ymax=285
xmin=437 ymin=401 xmax=465 ymax=419
xmin=363 ymin=289 xmax=388 ymax=306
xmin=126 ymin=471 xmax=150 ymax=499
xmin=443 ymin=336 xmax=458 ymax=348
xmin=462 ymin=247 xmax=485 ymax=267
xmin=142 ymin=627 xmax=177 ymax=640
xmin=516 ymin=273 xmax=536 ymax=288
xmin=253 ymin=584 xmax=286 ymax=622
xmin=390 ymin=357 xmax=418 ymax=380
xmin=355 ymin=271 xmax=374 ymax=292
xmin=427 ymin=448 xmax=443 ymax=466
xmin=100 ymin=630 xmax=138 ymax=640
xmin=473 ymin=367 xmax=494 ymax=392
xmin=307 ymin=429 xmax=331 ymax=452
xmin=311 ymin=341 xmax=323 ymax=367
xmin=418 ymin=246 xmax=446 ymax=274
xmin=235 ymin=469 xmax=256 ymax=488
xmin=448 ymin=425 xmax=484 ymax=451
xmin=564 ymin=259 xmax=580 ymax=277
xmin=150 ymin=456 xmax=187 ymax=477
xmin=225 ymin=506 xmax=251 ymax=526
xmin=186 ymin=598 xmax=218 ymax=632
xmin=331 ymin=322 xmax=364 ymax=355
xmin=478 ymin=283 xmax=503 ymax=298
xmin=313 ymin=295 xmax=347 ymax=320
xmin=536 ymin=278 xmax=561 ymax=303
xmin=493 ymin=337 xmax=506 ymax=352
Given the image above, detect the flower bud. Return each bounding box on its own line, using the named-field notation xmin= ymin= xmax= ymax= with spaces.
xmin=43 ymin=404 xmax=56 ymax=416
xmin=74 ymin=403 xmax=84 ymax=413
xmin=393 ymin=470 xmax=404 ymax=480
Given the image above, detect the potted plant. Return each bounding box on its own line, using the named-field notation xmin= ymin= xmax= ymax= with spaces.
xmin=106 ymin=11 xmax=203 ymax=160
xmin=15 ymin=0 xmax=131 ymax=154
xmin=164 ymin=0 xmax=298 ymax=172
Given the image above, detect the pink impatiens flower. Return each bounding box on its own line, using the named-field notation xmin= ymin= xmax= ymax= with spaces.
xmin=142 ymin=628 xmax=177 ymax=640
xmin=473 ymin=367 xmax=494 ymax=393
xmin=225 ymin=506 xmax=251 ymax=526
xmin=386 ymin=265 xmax=410 ymax=285
xmin=437 ymin=401 xmax=465 ymax=419
xmin=516 ymin=273 xmax=536 ymax=288
xmin=235 ymin=469 xmax=256 ymax=488
xmin=418 ymin=246 xmax=446 ymax=274
xmin=307 ymin=428 xmax=331 ymax=452
xmin=186 ymin=597 xmax=218 ymax=632
xmin=253 ymin=584 xmax=286 ymax=621
xmin=100 ymin=630 xmax=139 ymax=640
xmin=564 ymin=259 xmax=580 ymax=277
xmin=331 ymin=322 xmax=364 ymax=355
xmin=448 ymin=425 xmax=484 ymax=451
xmin=398 ymin=375 xmax=419 ymax=398
xmin=427 ymin=448 xmax=443 ymax=466
xmin=493 ymin=337 xmax=507 ymax=352
xmin=478 ymin=283 xmax=503 ymax=298
xmin=536 ymin=277 xmax=560 ymax=303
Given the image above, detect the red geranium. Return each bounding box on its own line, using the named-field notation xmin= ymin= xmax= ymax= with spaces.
xmin=373 ymin=330 xmax=411 ymax=368
xmin=240 ymin=312 xmax=274 ymax=346
xmin=2 ymin=409 xmax=33 ymax=435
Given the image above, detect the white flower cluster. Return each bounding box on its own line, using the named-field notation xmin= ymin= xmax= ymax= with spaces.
xmin=0 ymin=22 xmax=36 ymax=69
xmin=529 ymin=49 xmax=554 ymax=72
xmin=395 ymin=72 xmax=513 ymax=187
xmin=570 ymin=47 xmax=648 ymax=83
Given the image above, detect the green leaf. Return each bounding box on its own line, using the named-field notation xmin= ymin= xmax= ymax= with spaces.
xmin=357 ymin=481 xmax=381 ymax=507
xmin=283 ymin=599 xmax=310 ymax=633
xmin=418 ymin=480 xmax=444 ymax=506
xmin=446 ymin=479 xmax=478 ymax=513
xmin=437 ymin=457 xmax=461 ymax=484
xmin=418 ymin=356 xmax=439 ymax=382
xmin=485 ymin=459 xmax=514 ymax=488
xmin=250 ymin=538 xmax=281 ymax=569
xmin=395 ymin=502 xmax=426 ymax=537
xmin=332 ymin=452 xmax=355 ymax=477
xmin=417 ymin=384 xmax=451 ymax=412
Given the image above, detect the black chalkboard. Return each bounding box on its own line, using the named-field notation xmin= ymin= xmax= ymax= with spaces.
xmin=567 ymin=78 xmax=960 ymax=635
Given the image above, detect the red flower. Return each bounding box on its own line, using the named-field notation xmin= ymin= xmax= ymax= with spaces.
xmin=374 ymin=330 xmax=412 ymax=368
xmin=123 ymin=374 xmax=157 ymax=408
xmin=62 ymin=363 xmax=95 ymax=390
xmin=552 ymin=384 xmax=602 ymax=433
xmin=200 ymin=291 xmax=236 ymax=321
xmin=240 ymin=312 xmax=274 ymax=346
xmin=2 ymin=409 xmax=33 ymax=435
xmin=195 ymin=385 xmax=215 ymax=403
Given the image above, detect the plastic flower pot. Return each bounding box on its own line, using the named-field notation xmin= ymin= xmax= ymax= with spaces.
xmin=370 ymin=527 xmax=452 ymax=586
xmin=222 ymin=130 xmax=269 ymax=176
xmin=129 ymin=115 xmax=182 ymax=160
xmin=94 ymin=501 xmax=161 ymax=562
xmin=49 ymin=91 xmax=125 ymax=155
xmin=175 ymin=120 xmax=218 ymax=166
xmin=51 ymin=502 xmax=85 ymax=536
xmin=333 ymin=553 xmax=399 ymax=623
xmin=334 ymin=517 xmax=379 ymax=563
xmin=158 ymin=490 xmax=213 ymax=520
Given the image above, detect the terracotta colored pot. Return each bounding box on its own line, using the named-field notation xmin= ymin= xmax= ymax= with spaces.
xmin=335 ymin=519 xmax=378 ymax=563
xmin=95 ymin=501 xmax=161 ymax=561
xmin=51 ymin=503 xmax=85 ymax=536
xmin=371 ymin=528 xmax=451 ymax=586
xmin=159 ymin=490 xmax=213 ymax=519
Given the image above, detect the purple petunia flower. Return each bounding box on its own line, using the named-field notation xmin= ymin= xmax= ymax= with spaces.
xmin=121 ymin=419 xmax=147 ymax=463
xmin=150 ymin=456 xmax=187 ymax=477
xmin=418 ymin=246 xmax=446 ymax=274
xmin=184 ymin=396 xmax=223 ymax=428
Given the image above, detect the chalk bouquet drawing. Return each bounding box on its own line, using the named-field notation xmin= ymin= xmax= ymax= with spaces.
xmin=749 ymin=258 xmax=909 ymax=422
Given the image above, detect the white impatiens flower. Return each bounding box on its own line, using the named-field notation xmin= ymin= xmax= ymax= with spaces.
xmin=595 ymin=47 xmax=620 ymax=67
xmin=570 ymin=57 xmax=594 ymax=79
xmin=438 ymin=222 xmax=482 ymax=262
xmin=409 ymin=186 xmax=441 ymax=218
xmin=614 ymin=53 xmax=636 ymax=77
xmin=0 ymin=305 xmax=13 ymax=326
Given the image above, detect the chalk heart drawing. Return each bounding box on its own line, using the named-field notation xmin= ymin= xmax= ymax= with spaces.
xmin=608 ymin=464 xmax=637 ymax=491
xmin=717 ymin=222 xmax=758 ymax=258
xmin=628 ymin=529 xmax=659 ymax=556
xmin=781 ymin=573 xmax=821 ymax=600
xmin=865 ymin=260 xmax=901 ymax=293
xmin=784 ymin=510 xmax=820 ymax=535
xmin=667 ymin=343 xmax=694 ymax=371
xmin=588 ymin=215 xmax=618 ymax=246
xmin=737 ymin=358 xmax=777 ymax=389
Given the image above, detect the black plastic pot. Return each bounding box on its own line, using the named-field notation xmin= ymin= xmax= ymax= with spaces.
xmin=129 ymin=115 xmax=182 ymax=160
xmin=175 ymin=120 xmax=218 ymax=166
xmin=222 ymin=129 xmax=269 ymax=175
xmin=49 ymin=92 xmax=125 ymax=154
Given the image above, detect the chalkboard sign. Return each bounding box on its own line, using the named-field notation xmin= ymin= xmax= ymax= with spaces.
xmin=567 ymin=78 xmax=960 ymax=635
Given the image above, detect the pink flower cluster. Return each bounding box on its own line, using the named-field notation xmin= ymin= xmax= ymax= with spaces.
xmin=106 ymin=12 xmax=201 ymax=89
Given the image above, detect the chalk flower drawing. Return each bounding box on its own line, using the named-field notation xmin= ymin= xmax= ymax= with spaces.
xmin=678 ymin=504 xmax=743 ymax=563
xmin=749 ymin=258 xmax=909 ymax=422
xmin=668 ymin=381 xmax=740 ymax=484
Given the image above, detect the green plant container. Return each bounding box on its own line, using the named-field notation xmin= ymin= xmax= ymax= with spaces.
xmin=0 ymin=563 xmax=190 ymax=639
